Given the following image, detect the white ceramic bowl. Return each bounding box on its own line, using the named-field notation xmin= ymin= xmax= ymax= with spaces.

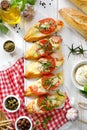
xmin=3 ymin=40 xmax=16 ymax=54
xmin=3 ymin=95 xmax=20 ymax=113
xmin=15 ymin=116 xmax=32 ymax=130
xmin=71 ymin=60 xmax=87 ymax=90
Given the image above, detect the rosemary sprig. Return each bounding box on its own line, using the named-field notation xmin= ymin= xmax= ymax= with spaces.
xmin=68 ymin=44 xmax=87 ymax=58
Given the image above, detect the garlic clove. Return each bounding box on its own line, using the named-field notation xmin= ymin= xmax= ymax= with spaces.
xmin=66 ymin=108 xmax=78 ymax=121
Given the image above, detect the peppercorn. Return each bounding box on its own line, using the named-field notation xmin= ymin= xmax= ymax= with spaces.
xmin=1 ymin=0 xmax=10 ymax=10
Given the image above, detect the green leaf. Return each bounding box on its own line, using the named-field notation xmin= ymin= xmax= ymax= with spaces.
xmin=0 ymin=24 xmax=9 ymax=34
xmin=0 ymin=19 xmax=3 ymax=23
xmin=20 ymin=0 xmax=27 ymax=11
xmin=84 ymin=84 xmax=87 ymax=92
xmin=27 ymin=0 xmax=36 ymax=5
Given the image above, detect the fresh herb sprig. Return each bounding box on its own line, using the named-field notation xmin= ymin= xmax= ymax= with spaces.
xmin=0 ymin=19 xmax=9 ymax=34
xmin=68 ymin=44 xmax=87 ymax=58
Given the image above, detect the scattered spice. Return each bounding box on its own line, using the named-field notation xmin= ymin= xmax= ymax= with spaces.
xmin=3 ymin=40 xmax=15 ymax=53
xmin=39 ymin=0 xmax=54 ymax=8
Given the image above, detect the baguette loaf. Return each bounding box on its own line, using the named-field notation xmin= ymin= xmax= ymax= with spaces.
xmin=59 ymin=8 xmax=87 ymax=39
xmin=69 ymin=0 xmax=87 ymax=15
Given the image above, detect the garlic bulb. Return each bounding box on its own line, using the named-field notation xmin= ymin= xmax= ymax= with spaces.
xmin=66 ymin=108 xmax=78 ymax=121
xmin=22 ymin=4 xmax=35 ymax=20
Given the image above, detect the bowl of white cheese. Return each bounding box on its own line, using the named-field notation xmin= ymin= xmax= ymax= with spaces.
xmin=71 ymin=60 xmax=87 ymax=90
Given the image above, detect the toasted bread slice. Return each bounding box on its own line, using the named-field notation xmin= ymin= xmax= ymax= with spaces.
xmin=25 ymin=72 xmax=64 ymax=96
xmin=59 ymin=8 xmax=87 ymax=39
xmin=24 ymin=18 xmax=64 ymax=42
xmin=24 ymin=57 xmax=64 ymax=79
xmin=26 ymin=91 xmax=66 ymax=114
xmin=69 ymin=0 xmax=87 ymax=15
xmin=25 ymin=36 xmax=62 ymax=60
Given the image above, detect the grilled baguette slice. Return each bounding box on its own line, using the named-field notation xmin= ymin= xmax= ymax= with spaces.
xmin=25 ymin=72 xmax=64 ymax=96
xmin=69 ymin=0 xmax=87 ymax=15
xmin=59 ymin=8 xmax=87 ymax=39
xmin=25 ymin=36 xmax=62 ymax=60
xmin=24 ymin=18 xmax=64 ymax=42
xmin=24 ymin=56 xmax=64 ymax=79
xmin=26 ymin=91 xmax=66 ymax=114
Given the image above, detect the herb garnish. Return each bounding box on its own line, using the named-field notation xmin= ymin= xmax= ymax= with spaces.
xmin=40 ymin=61 xmax=52 ymax=71
xmin=43 ymin=77 xmax=55 ymax=90
xmin=68 ymin=44 xmax=87 ymax=57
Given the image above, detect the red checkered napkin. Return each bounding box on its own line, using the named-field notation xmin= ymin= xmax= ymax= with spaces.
xmin=0 ymin=57 xmax=71 ymax=130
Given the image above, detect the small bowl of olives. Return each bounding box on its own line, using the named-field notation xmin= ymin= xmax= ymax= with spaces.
xmin=15 ymin=116 xmax=32 ymax=130
xmin=3 ymin=95 xmax=20 ymax=113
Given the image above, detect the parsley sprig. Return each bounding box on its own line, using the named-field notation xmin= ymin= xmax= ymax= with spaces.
xmin=68 ymin=44 xmax=87 ymax=57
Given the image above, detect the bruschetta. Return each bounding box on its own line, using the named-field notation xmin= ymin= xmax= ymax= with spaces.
xmin=25 ymin=35 xmax=62 ymax=60
xmin=24 ymin=56 xmax=64 ymax=79
xmin=25 ymin=72 xmax=63 ymax=96
xmin=59 ymin=8 xmax=87 ymax=39
xmin=24 ymin=18 xmax=64 ymax=42
xmin=26 ymin=91 xmax=66 ymax=114
xmin=69 ymin=0 xmax=87 ymax=15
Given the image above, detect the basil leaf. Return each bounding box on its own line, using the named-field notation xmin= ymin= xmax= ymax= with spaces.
xmin=84 ymin=84 xmax=87 ymax=92
xmin=27 ymin=0 xmax=36 ymax=5
xmin=20 ymin=0 xmax=27 ymax=11
xmin=0 ymin=24 xmax=9 ymax=34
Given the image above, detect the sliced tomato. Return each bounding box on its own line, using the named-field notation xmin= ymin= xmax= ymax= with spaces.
xmin=30 ymin=85 xmax=47 ymax=96
xmin=39 ymin=56 xmax=56 ymax=75
xmin=38 ymin=18 xmax=57 ymax=34
xmin=42 ymin=74 xmax=60 ymax=91
xmin=38 ymin=39 xmax=52 ymax=57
